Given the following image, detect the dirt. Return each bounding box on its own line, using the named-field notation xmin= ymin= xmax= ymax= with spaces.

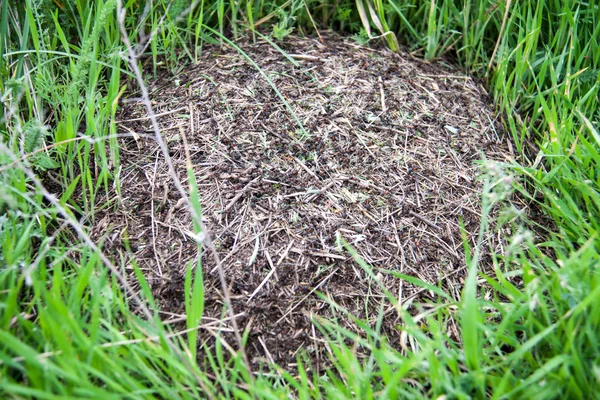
xmin=92 ymin=32 xmax=518 ymax=372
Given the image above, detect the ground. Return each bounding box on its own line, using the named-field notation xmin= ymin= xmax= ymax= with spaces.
xmin=93 ymin=33 xmax=516 ymax=371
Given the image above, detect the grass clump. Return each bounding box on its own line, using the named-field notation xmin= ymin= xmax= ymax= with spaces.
xmin=1 ymin=0 xmax=599 ymax=398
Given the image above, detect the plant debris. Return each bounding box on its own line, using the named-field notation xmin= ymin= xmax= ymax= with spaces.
xmin=94 ymin=33 xmax=517 ymax=371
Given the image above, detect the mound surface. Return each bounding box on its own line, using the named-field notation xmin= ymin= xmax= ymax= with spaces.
xmin=98 ymin=33 xmax=514 ymax=370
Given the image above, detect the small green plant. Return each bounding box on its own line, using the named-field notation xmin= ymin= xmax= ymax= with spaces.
xmin=272 ymin=11 xmax=294 ymax=41
xmin=353 ymin=27 xmax=370 ymax=45
xmin=334 ymin=6 xmax=354 ymax=31
xmin=22 ymin=120 xmax=59 ymax=171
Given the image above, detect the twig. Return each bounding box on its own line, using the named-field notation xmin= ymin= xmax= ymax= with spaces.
xmin=115 ymin=106 xmax=188 ymax=123
xmin=258 ymin=336 xmax=277 ymax=367
xmin=302 ymin=0 xmax=323 ymax=43
xmin=247 ymin=265 xmax=277 ymax=302
xmin=253 ymin=0 xmax=292 ymax=28
xmin=288 ymin=54 xmax=323 ymax=61
xmin=488 ymin=0 xmax=512 ymax=72
xmin=290 ymin=247 xmax=346 ymax=261
xmin=248 ymin=232 xmax=261 ymax=267
xmin=293 ymin=156 xmax=320 ymax=181
xmin=222 ymin=177 xmax=259 ymax=213
xmin=378 ymin=76 xmax=387 ymax=112
xmin=306 ymin=180 xmax=336 ymax=202
xmin=276 ymin=240 xmax=295 ymax=266
xmin=150 ymin=153 xmax=164 ymax=276
xmin=409 ymin=210 xmax=442 ymax=232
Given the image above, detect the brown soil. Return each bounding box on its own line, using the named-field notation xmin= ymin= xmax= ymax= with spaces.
xmin=93 ymin=33 xmax=517 ymax=371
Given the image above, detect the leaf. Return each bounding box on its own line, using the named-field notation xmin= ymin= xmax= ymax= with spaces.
xmin=60 ymin=175 xmax=81 ymax=205
xmin=366 ymin=0 xmax=385 ymax=35
xmin=355 ymin=0 xmax=372 ymax=37
xmin=23 ymin=121 xmax=49 ymax=153
xmin=33 ymin=154 xmax=59 ymax=171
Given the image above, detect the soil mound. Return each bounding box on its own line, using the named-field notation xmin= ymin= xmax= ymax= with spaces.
xmin=98 ymin=33 xmax=512 ymax=370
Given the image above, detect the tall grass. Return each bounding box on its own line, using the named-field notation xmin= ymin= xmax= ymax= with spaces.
xmin=1 ymin=0 xmax=599 ymax=398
